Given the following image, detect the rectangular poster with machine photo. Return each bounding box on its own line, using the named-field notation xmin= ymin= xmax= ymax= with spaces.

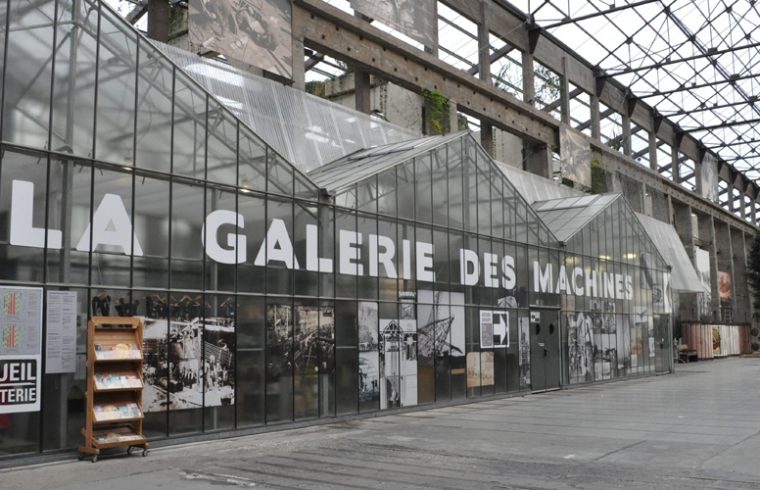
xmin=0 ymin=286 xmax=43 ymax=414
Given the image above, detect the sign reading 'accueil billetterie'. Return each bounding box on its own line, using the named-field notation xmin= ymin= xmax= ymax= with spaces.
xmin=0 ymin=286 xmax=43 ymax=414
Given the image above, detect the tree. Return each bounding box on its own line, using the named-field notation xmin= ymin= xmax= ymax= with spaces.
xmin=748 ymin=235 xmax=760 ymax=315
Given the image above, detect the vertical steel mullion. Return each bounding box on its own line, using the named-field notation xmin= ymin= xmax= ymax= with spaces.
xmin=233 ymin=120 xmax=239 ymax=429
xmin=201 ymin=94 xmax=209 ymax=433
xmin=165 ymin=65 xmax=175 ymax=438
xmin=85 ymin=2 xmax=99 ymax=293
xmin=129 ymin=36 xmax=139 ymax=295
xmin=0 ymin=0 xmax=11 ymax=142
xmin=263 ymin=146 xmax=268 ymax=425
xmin=37 ymin=0 xmax=59 ymax=453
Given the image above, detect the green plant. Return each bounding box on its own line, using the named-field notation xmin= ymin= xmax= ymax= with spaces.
xmin=590 ymin=158 xmax=606 ymax=194
xmin=422 ymin=89 xmax=450 ymax=135
xmin=748 ymin=234 xmax=760 ymax=313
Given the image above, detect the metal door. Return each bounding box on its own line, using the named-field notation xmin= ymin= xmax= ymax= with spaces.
xmin=529 ymin=309 xmax=560 ymax=392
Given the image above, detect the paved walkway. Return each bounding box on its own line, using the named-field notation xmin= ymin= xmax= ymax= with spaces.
xmin=5 ymin=358 xmax=760 ymax=489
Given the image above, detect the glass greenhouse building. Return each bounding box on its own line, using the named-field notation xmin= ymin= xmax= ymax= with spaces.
xmin=0 ymin=0 xmax=672 ymax=457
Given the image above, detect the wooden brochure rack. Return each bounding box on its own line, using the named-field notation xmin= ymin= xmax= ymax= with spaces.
xmin=78 ymin=316 xmax=149 ymax=462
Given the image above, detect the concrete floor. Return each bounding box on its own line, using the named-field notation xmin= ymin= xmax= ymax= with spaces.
xmin=5 ymin=358 xmax=760 ymax=489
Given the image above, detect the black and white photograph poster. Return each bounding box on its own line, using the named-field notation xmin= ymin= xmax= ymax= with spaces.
xmin=567 ymin=312 xmax=593 ymax=384
xmin=142 ymin=316 xmax=235 ymax=412
xmin=350 ymin=0 xmax=436 ymax=48
xmin=416 ymin=290 xmax=466 ymax=358
xmin=358 ymin=302 xmax=380 ymax=404
xmin=189 ymin=0 xmax=293 ymax=78
xmin=518 ymin=316 xmax=530 ymax=389
xmin=379 ymin=318 xmax=417 ymax=409
xmin=0 ymin=286 xmax=42 ymax=414
xmin=479 ymin=310 xmax=509 ymax=349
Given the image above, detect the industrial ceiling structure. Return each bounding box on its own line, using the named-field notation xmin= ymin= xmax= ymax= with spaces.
xmin=513 ymin=0 xmax=760 ymax=182
xmin=113 ymin=0 xmax=760 ymax=227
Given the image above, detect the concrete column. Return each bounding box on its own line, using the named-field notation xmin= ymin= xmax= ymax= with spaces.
xmin=590 ymin=93 xmax=601 ymax=140
xmin=648 ymin=127 xmax=658 ymax=171
xmin=707 ymin=216 xmax=720 ymax=321
xmin=671 ymin=147 xmax=680 ymax=183
xmin=731 ymin=228 xmax=750 ymax=323
xmin=622 ymin=113 xmax=632 ymax=157
xmin=355 ymin=70 xmax=371 ymax=114
xmin=480 ymin=122 xmax=494 ymax=157
xmin=560 ymin=57 xmax=570 ymax=124
xmin=643 ymin=184 xmax=653 ymax=217
xmin=673 ymin=203 xmax=697 ymax=321
xmin=291 ymin=37 xmax=306 ymax=91
xmin=524 ymin=143 xmax=552 ymax=178
xmin=147 ymin=0 xmax=169 ymax=42
xmin=666 ymin=193 xmax=674 ymax=224
xmin=522 ymin=51 xmax=535 ymax=105
xmin=715 ymin=220 xmax=735 ymax=323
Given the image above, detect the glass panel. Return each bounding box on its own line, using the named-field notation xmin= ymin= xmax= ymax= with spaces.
xmin=133 ymin=175 xmax=170 ymax=288
xmin=95 ymin=8 xmax=138 ymax=165
xmin=237 ymin=192 xmax=266 ymax=294
xmin=168 ymin=291 xmax=204 ymax=435
xmin=47 ymin=157 xmax=91 ymax=285
xmin=236 ymin=295 xmax=265 ymax=427
xmin=135 ymin=42 xmax=173 ymax=173
xmin=171 ymin=180 xmax=205 ymax=290
xmin=266 ymin=301 xmax=293 ymax=422
xmin=335 ymin=300 xmax=357 ymax=415
xmin=415 ymin=156 xmax=432 ymax=223
xmin=294 ymin=301 xmax=321 ymax=419
xmin=205 ymin=103 xmax=237 ymax=186
xmin=204 ymin=188 xmax=236 ymax=292
xmin=42 ymin=286 xmax=90 ymax=451
xmin=136 ymin=290 xmax=168 ymax=438
xmin=172 ymin=71 xmax=206 ymax=179
xmin=51 ymin=0 xmax=97 ymax=157
xmin=3 ymin=0 xmax=55 ymax=149
xmin=267 ymin=198 xmax=293 ymax=295
xmin=238 ymin=126 xmax=267 ymax=192
xmin=204 ymin=293 xmax=236 ymax=431
xmin=0 ymin=151 xmax=47 ymax=281
xmin=90 ymin=167 xmax=133 ymax=288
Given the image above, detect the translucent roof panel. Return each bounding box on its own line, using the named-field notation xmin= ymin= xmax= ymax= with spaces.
xmin=533 ymin=194 xmax=620 ymax=243
xmin=496 ymin=162 xmax=585 ymax=204
xmin=635 ymin=213 xmax=702 ymax=292
xmin=313 ymin=132 xmax=559 ymax=247
xmin=0 ymin=0 xmax=319 ymax=198
xmin=158 ymin=42 xmax=418 ymax=173
xmin=536 ymin=193 xmax=669 ymax=271
xmin=509 ymin=0 xmax=760 ymax=182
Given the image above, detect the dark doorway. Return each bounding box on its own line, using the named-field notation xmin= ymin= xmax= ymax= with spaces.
xmin=530 ymin=309 xmax=561 ymax=391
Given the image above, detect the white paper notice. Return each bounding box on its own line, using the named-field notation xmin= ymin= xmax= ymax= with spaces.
xmin=45 ymin=291 xmax=78 ymax=374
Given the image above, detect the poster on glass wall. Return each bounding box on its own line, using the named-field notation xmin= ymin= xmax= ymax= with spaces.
xmin=518 ymin=316 xmax=530 ymax=389
xmin=0 ymin=287 xmax=42 ymax=414
xmin=416 ymin=290 xmax=465 ymax=358
xmin=357 ymin=302 xmax=380 ymax=404
xmin=379 ymin=317 xmax=418 ymax=409
xmin=189 ymin=0 xmax=293 ymax=79
xmin=466 ymin=351 xmax=494 ymax=387
xmin=142 ymin=312 xmax=235 ymax=412
xmin=567 ymin=311 xmax=593 ymax=384
xmin=479 ymin=310 xmax=509 ymax=349
xmin=700 ymin=153 xmax=719 ymax=203
xmin=350 ymin=0 xmax=436 ymax=48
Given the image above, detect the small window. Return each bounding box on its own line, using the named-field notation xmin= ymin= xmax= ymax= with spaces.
xmin=549 ymin=323 xmax=555 ymax=335
xmin=535 ymin=324 xmax=541 ymax=336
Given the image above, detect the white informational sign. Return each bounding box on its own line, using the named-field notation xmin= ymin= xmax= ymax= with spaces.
xmin=45 ymin=291 xmax=78 ymax=374
xmin=0 ymin=286 xmax=43 ymax=414
xmin=480 ymin=310 xmax=509 ymax=349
